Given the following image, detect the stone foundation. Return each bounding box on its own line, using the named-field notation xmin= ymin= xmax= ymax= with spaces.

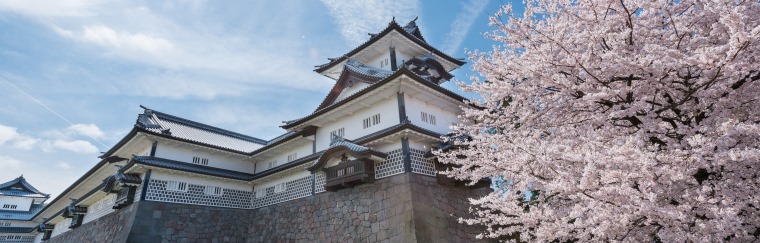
xmin=46 ymin=173 xmax=492 ymax=243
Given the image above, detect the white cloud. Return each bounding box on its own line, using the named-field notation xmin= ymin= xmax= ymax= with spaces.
xmin=67 ymin=124 xmax=106 ymax=139
xmin=0 ymin=0 xmax=99 ymax=17
xmin=321 ymin=0 xmax=420 ymax=45
xmin=0 ymin=156 xmax=22 ymax=170
xmin=0 ymin=124 xmax=38 ymax=150
xmin=441 ymin=0 xmax=489 ymax=55
xmin=55 ymin=25 xmax=174 ymax=54
xmin=50 ymin=140 xmax=99 ymax=154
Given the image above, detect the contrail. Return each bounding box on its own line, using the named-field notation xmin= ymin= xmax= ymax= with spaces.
xmin=1 ymin=76 xmax=108 ymax=149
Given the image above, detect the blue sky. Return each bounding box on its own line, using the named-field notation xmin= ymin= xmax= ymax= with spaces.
xmin=0 ymin=0 xmax=520 ymax=199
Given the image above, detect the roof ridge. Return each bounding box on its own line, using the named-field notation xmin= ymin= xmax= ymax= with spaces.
xmin=141 ymin=107 xmax=267 ymax=145
xmin=0 ymin=175 xmax=48 ymax=196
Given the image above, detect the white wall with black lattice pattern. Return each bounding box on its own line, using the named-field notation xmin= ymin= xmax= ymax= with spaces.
xmin=145 ymin=179 xmax=252 ymax=209
xmin=82 ymin=194 xmax=116 ymax=224
xmin=251 ymin=175 xmax=312 ymax=209
xmin=410 ymin=148 xmax=435 ymax=176
xmin=313 ymin=172 xmax=326 ymax=194
xmin=375 ymin=148 xmax=404 ymax=179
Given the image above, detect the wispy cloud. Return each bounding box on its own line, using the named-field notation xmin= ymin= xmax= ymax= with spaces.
xmin=0 ymin=124 xmax=99 ymax=154
xmin=321 ymin=0 xmax=420 ymax=45
xmin=67 ymin=124 xmax=106 ymax=140
xmin=57 ymin=24 xmax=174 ymax=54
xmin=0 ymin=0 xmax=99 ymax=17
xmin=441 ymin=0 xmax=489 ymax=55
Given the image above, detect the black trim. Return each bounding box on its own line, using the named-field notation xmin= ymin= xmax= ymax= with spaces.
xmin=397 ymin=92 xmax=407 ymax=123
xmin=401 ymin=137 xmax=412 ymax=172
xmin=140 ymin=170 xmax=151 ymax=201
xmin=149 ymin=141 xmax=157 ymax=156
xmin=390 ymin=46 xmax=398 ymax=71
xmin=248 ymin=126 xmax=317 ymax=156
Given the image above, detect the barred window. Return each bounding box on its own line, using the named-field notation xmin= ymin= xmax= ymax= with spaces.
xmin=204 ymin=186 xmax=223 ymax=196
xmin=330 ymin=128 xmax=345 ymax=140
xmin=287 ymin=153 xmax=298 ymax=162
xmin=274 ymin=183 xmax=287 ymax=193
xmin=267 ymin=160 xmax=277 ymax=169
xmin=421 ymin=112 xmax=436 ymax=125
xmin=363 ymin=114 xmax=381 ymax=129
xmin=192 ymin=156 xmax=209 ymax=165
xmin=167 ymin=181 xmax=188 ymax=192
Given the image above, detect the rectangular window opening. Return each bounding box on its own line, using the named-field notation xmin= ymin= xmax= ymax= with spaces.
xmin=192 ymin=156 xmax=209 ymax=165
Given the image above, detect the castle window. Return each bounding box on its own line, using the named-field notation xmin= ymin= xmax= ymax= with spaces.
xmin=330 ymin=127 xmax=344 ymax=140
xmin=267 ymin=160 xmax=277 ymax=169
xmin=1 ymin=204 xmax=16 ymax=209
xmin=287 ymin=153 xmax=298 ymax=162
xmin=255 ymin=188 xmax=267 ymax=198
xmin=2 ymin=222 xmax=10 ymax=226
xmin=274 ymin=183 xmax=287 ymax=193
xmin=421 ymin=112 xmax=436 ymax=125
xmin=363 ymin=114 xmax=381 ymax=129
xmin=204 ymin=186 xmax=223 ymax=196
xmin=166 ymin=181 xmax=187 ymax=192
xmin=192 ymin=156 xmax=209 ymax=165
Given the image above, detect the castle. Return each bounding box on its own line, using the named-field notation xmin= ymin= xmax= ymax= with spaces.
xmin=0 ymin=18 xmax=490 ymax=243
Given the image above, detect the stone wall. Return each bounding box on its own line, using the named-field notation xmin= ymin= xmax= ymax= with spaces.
xmin=46 ymin=173 xmax=493 ymax=243
xmin=45 ymin=200 xmax=139 ymax=243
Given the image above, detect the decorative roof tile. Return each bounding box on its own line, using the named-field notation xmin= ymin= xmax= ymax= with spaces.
xmin=344 ymin=59 xmax=393 ymax=79
xmin=314 ymin=19 xmax=465 ymax=74
xmin=0 ymin=175 xmax=49 ymax=198
xmin=136 ymin=107 xmax=266 ymax=153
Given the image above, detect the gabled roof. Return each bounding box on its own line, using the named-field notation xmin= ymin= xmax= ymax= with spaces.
xmin=282 ymin=67 xmax=469 ymax=129
xmin=135 ymin=106 xmax=267 ymax=153
xmin=308 ymin=137 xmax=387 ymax=171
xmin=0 ymin=175 xmax=49 ymax=198
xmin=0 ymin=204 xmax=45 ymax=220
xmin=314 ymin=18 xmax=465 ymax=74
xmin=313 ymin=59 xmax=392 ymax=111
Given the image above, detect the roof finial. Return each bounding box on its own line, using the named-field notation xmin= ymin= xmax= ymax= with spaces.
xmin=391 ymin=16 xmax=396 ymax=23
xmin=411 ymin=16 xmax=418 ymax=22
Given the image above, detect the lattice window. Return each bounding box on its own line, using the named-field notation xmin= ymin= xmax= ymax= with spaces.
xmin=145 ymin=179 xmax=251 ymax=209
xmin=251 ymin=176 xmax=312 ymax=209
xmin=267 ymin=160 xmax=277 ymax=169
xmin=375 ymin=149 xmax=404 ymax=179
xmin=82 ymin=194 xmax=116 ymax=224
xmin=314 ymin=172 xmax=326 ymax=193
xmin=192 ymin=156 xmax=209 ymax=165
xmin=410 ymin=148 xmax=436 ymax=176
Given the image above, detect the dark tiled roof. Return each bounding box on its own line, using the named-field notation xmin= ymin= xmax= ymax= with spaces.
xmin=314 ymin=19 xmax=465 ymax=74
xmin=0 ymin=175 xmax=49 ymax=198
xmin=0 ymin=227 xmax=35 ymax=233
xmin=344 ymin=59 xmax=393 ymax=79
xmin=309 ymin=137 xmax=387 ymax=170
xmin=125 ymin=156 xmax=254 ymax=181
xmin=101 ymin=171 xmax=142 ymax=192
xmin=136 ymin=107 xmax=267 ymax=153
xmin=0 ymin=204 xmax=45 ymax=220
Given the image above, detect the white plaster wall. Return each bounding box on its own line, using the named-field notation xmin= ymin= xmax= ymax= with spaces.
xmin=366 ymin=50 xmax=392 ymax=71
xmin=0 ymin=196 xmax=33 ymax=211
xmin=315 ymin=96 xmax=400 ymax=151
xmin=373 ymin=141 xmax=403 ymax=153
xmin=404 ymin=93 xmax=462 ymax=134
xmin=395 ymin=51 xmax=413 ymax=67
xmin=49 ymin=218 xmax=70 ymax=238
xmin=254 ymin=142 xmax=313 ymax=174
xmin=408 ymin=139 xmax=436 ymax=151
xmin=150 ymin=171 xmax=252 ymax=192
xmin=81 ymin=193 xmax=116 ymax=224
xmin=33 ymin=232 xmax=43 ymax=243
xmin=253 ymin=170 xmax=311 ymax=190
xmin=334 ymin=82 xmax=371 ymax=103
xmin=154 ymin=144 xmax=254 ymax=173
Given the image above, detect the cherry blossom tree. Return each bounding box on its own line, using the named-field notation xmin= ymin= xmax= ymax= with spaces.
xmin=438 ymin=1 xmax=760 ymax=241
